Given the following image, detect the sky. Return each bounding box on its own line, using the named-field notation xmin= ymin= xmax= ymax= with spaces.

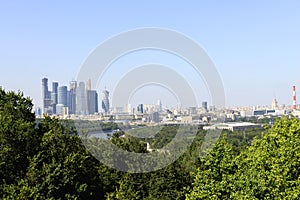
xmin=0 ymin=0 xmax=300 ymax=108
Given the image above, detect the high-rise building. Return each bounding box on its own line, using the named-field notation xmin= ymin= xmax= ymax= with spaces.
xmin=42 ymin=78 xmax=52 ymax=114
xmin=157 ymin=99 xmax=162 ymax=112
xmin=58 ymin=86 xmax=68 ymax=106
xmin=69 ymin=81 xmax=77 ymax=114
xmin=272 ymin=98 xmax=278 ymax=110
xmin=102 ymin=89 xmax=110 ymax=114
xmin=87 ymin=90 xmax=98 ymax=114
xmin=51 ymin=82 xmax=58 ymax=114
xmin=202 ymin=101 xmax=208 ymax=112
xmin=51 ymin=82 xmax=58 ymax=104
xmin=137 ymin=104 xmax=144 ymax=114
xmin=85 ymin=79 xmax=92 ymax=114
xmin=86 ymin=79 xmax=91 ymax=91
xmin=76 ymin=82 xmax=86 ymax=115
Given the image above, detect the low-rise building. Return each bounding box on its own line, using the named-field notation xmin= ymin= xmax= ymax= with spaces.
xmin=203 ymin=122 xmax=262 ymax=131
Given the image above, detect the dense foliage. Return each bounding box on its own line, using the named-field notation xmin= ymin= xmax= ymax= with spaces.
xmin=1 ymin=88 xmax=300 ymax=199
xmin=187 ymin=117 xmax=300 ymax=199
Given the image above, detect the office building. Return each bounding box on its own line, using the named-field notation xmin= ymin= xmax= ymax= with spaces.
xmin=202 ymin=101 xmax=208 ymax=112
xmin=76 ymin=82 xmax=86 ymax=115
xmin=69 ymin=81 xmax=77 ymax=114
xmin=51 ymin=82 xmax=58 ymax=114
xmin=87 ymin=90 xmax=98 ymax=114
xmin=58 ymin=86 xmax=68 ymax=106
xmin=42 ymin=78 xmax=52 ymax=114
xmin=157 ymin=99 xmax=162 ymax=112
xmin=102 ymin=89 xmax=110 ymax=114
xmin=137 ymin=104 xmax=144 ymax=114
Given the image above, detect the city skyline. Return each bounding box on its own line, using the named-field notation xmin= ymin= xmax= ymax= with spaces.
xmin=0 ymin=1 xmax=300 ymax=107
xmin=41 ymin=77 xmax=99 ymax=116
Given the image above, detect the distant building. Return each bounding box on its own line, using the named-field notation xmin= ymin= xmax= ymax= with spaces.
xmin=272 ymin=98 xmax=278 ymax=110
xmin=69 ymin=81 xmax=77 ymax=114
xmin=35 ymin=107 xmax=42 ymax=117
xmin=87 ymin=90 xmax=98 ymax=114
xmin=51 ymin=82 xmax=58 ymax=114
xmin=76 ymin=82 xmax=86 ymax=115
xmin=51 ymin=82 xmax=58 ymax=104
xmin=86 ymin=79 xmax=91 ymax=91
xmin=125 ymin=103 xmax=132 ymax=114
xmin=204 ymin=122 xmax=262 ymax=132
xmin=150 ymin=112 xmax=160 ymax=122
xmin=209 ymin=105 xmax=216 ymax=112
xmin=42 ymin=78 xmax=52 ymax=115
xmin=58 ymin=86 xmax=68 ymax=106
xmin=188 ymin=107 xmax=197 ymax=115
xmin=202 ymin=101 xmax=208 ymax=112
xmin=157 ymin=99 xmax=162 ymax=112
xmin=56 ymin=104 xmax=64 ymax=115
xmin=102 ymin=89 xmax=110 ymax=114
xmin=137 ymin=104 xmax=144 ymax=114
xmin=253 ymin=109 xmax=275 ymax=116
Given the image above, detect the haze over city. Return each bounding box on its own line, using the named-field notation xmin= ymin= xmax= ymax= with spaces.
xmin=1 ymin=1 xmax=300 ymax=108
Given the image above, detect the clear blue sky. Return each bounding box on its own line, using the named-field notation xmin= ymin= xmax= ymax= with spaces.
xmin=0 ymin=1 xmax=299 ymax=108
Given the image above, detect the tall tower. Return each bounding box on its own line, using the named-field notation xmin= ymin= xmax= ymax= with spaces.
xmin=102 ymin=89 xmax=110 ymax=114
xmin=293 ymin=86 xmax=297 ymax=111
xmin=42 ymin=78 xmax=51 ymax=114
xmin=202 ymin=101 xmax=208 ymax=112
xmin=69 ymin=81 xmax=77 ymax=114
xmin=86 ymin=79 xmax=91 ymax=91
xmin=157 ymin=99 xmax=162 ymax=112
xmin=76 ymin=82 xmax=86 ymax=115
xmin=58 ymin=86 xmax=68 ymax=106
xmin=51 ymin=82 xmax=58 ymax=104
xmin=271 ymin=98 xmax=278 ymax=110
xmin=51 ymin=82 xmax=58 ymax=114
xmin=87 ymin=90 xmax=98 ymax=114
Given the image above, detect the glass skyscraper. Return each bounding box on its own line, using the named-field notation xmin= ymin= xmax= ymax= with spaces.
xmin=58 ymin=86 xmax=68 ymax=106
xmin=69 ymin=81 xmax=77 ymax=114
xmin=76 ymin=82 xmax=86 ymax=115
xmin=102 ymin=89 xmax=110 ymax=114
xmin=42 ymin=78 xmax=52 ymax=114
xmin=87 ymin=90 xmax=98 ymax=115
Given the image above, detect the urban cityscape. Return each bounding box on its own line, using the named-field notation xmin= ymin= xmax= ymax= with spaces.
xmin=37 ymin=77 xmax=300 ymax=132
xmin=1 ymin=1 xmax=300 ymax=199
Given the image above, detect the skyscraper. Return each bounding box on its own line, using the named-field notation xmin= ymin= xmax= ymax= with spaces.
xmin=76 ymin=82 xmax=86 ymax=115
xmin=58 ymin=86 xmax=68 ymax=106
xmin=157 ymin=99 xmax=162 ymax=112
xmin=52 ymin=82 xmax=58 ymax=104
xmin=87 ymin=90 xmax=98 ymax=114
xmin=85 ymin=79 xmax=91 ymax=114
xmin=137 ymin=104 xmax=144 ymax=114
xmin=69 ymin=81 xmax=77 ymax=114
xmin=51 ymin=82 xmax=58 ymax=114
xmin=86 ymin=79 xmax=91 ymax=91
xmin=272 ymin=98 xmax=278 ymax=110
xmin=102 ymin=89 xmax=110 ymax=114
xmin=202 ymin=101 xmax=208 ymax=112
xmin=42 ymin=78 xmax=52 ymax=114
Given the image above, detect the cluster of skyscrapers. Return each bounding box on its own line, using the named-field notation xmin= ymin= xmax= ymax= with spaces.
xmin=41 ymin=77 xmax=110 ymax=116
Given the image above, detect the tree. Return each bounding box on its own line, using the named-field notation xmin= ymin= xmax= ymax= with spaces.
xmin=0 ymin=88 xmax=38 ymax=190
xmin=186 ymin=137 xmax=236 ymax=200
xmin=2 ymin=117 xmax=105 ymax=199
xmin=231 ymin=117 xmax=300 ymax=199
